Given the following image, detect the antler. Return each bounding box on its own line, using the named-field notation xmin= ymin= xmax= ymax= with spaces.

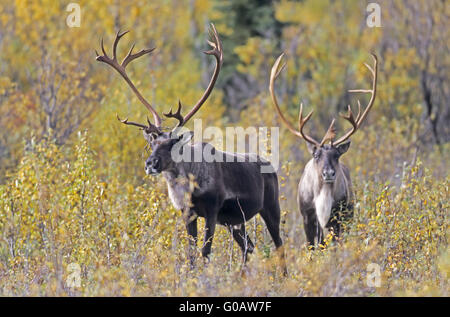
xmin=270 ymin=53 xmax=334 ymax=147
xmin=163 ymin=100 xmax=184 ymax=128
xmin=116 ymin=114 xmax=157 ymax=131
xmin=96 ymin=30 xmax=161 ymax=134
xmin=97 ymin=24 xmax=223 ymax=134
xmin=333 ymin=53 xmax=378 ymax=145
xmin=270 ymin=53 xmax=378 ymax=147
xmin=320 ymin=119 xmax=337 ymax=146
xmin=164 ymin=23 xmax=223 ymax=128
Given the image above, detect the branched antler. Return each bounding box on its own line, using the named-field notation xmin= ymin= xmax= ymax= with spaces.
xmin=269 ymin=53 xmax=378 ymax=147
xmin=270 ymin=53 xmax=332 ymax=147
xmin=96 ymin=30 xmax=161 ymax=134
xmin=116 ymin=114 xmax=153 ymax=130
xmin=96 ymin=24 xmax=223 ymax=135
xmin=167 ymin=23 xmax=223 ymax=127
xmin=163 ymin=100 xmax=184 ymax=128
xmin=334 ymin=54 xmax=378 ymax=145
xmin=320 ymin=119 xmax=337 ymax=146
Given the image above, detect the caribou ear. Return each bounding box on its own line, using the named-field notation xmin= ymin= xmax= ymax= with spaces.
xmin=336 ymin=140 xmax=351 ymax=156
xmin=143 ymin=130 xmax=158 ymax=144
xmin=306 ymin=142 xmax=317 ymax=156
xmin=174 ymin=131 xmax=193 ymax=147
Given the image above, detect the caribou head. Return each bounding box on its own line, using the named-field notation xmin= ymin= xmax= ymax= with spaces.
xmin=307 ymin=142 xmax=351 ymax=184
xmin=269 ymin=53 xmax=377 ymax=182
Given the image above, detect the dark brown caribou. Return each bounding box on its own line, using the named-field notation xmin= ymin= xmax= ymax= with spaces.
xmin=269 ymin=53 xmax=378 ymax=247
xmin=96 ymin=24 xmax=286 ymax=271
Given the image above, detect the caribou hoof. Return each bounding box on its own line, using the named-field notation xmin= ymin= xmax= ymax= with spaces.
xmin=202 ymin=256 xmax=210 ymax=265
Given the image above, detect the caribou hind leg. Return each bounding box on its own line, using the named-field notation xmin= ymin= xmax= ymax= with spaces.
xmin=259 ymin=173 xmax=287 ymax=275
xmin=260 ymin=201 xmax=287 ymax=275
xmin=259 ymin=209 xmax=282 ymax=248
xmin=260 ymin=173 xmax=283 ymax=249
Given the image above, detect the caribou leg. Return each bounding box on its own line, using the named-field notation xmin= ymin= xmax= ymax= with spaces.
xmin=228 ymin=224 xmax=254 ymax=263
xmin=201 ymin=213 xmax=218 ymax=260
xmin=260 ymin=212 xmax=283 ymax=249
xmin=260 ymin=205 xmax=287 ymax=276
xmin=303 ymin=213 xmax=318 ymax=249
xmin=328 ymin=201 xmax=353 ymax=242
xmin=184 ymin=209 xmax=198 ymax=268
xmin=327 ymin=215 xmax=342 ymax=242
xmin=317 ymin=223 xmax=325 ymax=248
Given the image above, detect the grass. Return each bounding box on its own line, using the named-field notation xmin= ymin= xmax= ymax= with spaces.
xmin=0 ymin=133 xmax=447 ymax=296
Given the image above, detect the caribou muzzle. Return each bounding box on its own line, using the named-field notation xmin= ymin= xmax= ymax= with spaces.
xmin=322 ymin=168 xmax=336 ymax=183
xmin=145 ymin=156 xmax=162 ymax=175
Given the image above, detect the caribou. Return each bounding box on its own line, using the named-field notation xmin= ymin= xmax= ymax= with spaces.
xmin=96 ymin=24 xmax=286 ymax=270
xmin=269 ymin=53 xmax=378 ymax=247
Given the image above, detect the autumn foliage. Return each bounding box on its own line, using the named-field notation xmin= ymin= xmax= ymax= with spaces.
xmin=0 ymin=0 xmax=448 ymax=296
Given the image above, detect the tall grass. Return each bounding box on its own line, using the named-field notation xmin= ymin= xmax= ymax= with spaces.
xmin=0 ymin=132 xmax=447 ymax=296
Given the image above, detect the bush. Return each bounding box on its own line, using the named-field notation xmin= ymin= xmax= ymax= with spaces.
xmin=0 ymin=132 xmax=447 ymax=296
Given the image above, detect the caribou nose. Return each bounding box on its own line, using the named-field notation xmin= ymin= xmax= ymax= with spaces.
xmin=322 ymin=169 xmax=335 ymax=181
xmin=146 ymin=157 xmax=160 ymax=173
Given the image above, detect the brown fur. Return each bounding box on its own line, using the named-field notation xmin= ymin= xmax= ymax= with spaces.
xmin=146 ymin=132 xmax=286 ymax=271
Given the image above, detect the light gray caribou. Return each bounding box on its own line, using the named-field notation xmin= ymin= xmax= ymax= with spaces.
xmin=269 ymin=53 xmax=378 ymax=247
xmin=96 ymin=24 xmax=286 ymax=271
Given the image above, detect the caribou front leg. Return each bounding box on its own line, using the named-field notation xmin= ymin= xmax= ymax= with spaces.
xmin=184 ymin=209 xmax=198 ymax=268
xmin=202 ymin=212 xmax=218 ymax=261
